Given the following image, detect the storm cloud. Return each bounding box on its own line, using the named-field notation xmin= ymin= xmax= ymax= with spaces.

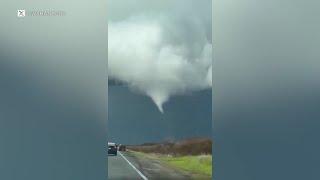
xmin=108 ymin=1 xmax=212 ymax=113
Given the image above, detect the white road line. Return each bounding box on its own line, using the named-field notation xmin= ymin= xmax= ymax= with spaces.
xmin=119 ymin=151 xmax=148 ymax=180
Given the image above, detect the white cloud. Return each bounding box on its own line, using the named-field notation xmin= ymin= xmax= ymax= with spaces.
xmin=108 ymin=15 xmax=212 ymax=113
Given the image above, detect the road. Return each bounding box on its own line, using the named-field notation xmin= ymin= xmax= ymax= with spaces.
xmin=108 ymin=152 xmax=145 ymax=180
xmin=108 ymin=151 xmax=191 ymax=180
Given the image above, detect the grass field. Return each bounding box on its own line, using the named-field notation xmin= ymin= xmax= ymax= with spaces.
xmin=131 ymin=151 xmax=213 ymax=179
xmin=162 ymin=155 xmax=212 ymax=178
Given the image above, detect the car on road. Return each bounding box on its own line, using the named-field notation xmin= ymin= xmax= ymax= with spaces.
xmin=118 ymin=144 xmax=126 ymax=151
xmin=108 ymin=142 xmax=117 ymax=155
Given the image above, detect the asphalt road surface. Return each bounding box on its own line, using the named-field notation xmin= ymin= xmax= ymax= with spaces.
xmin=108 ymin=152 xmax=145 ymax=180
xmin=108 ymin=151 xmax=191 ymax=180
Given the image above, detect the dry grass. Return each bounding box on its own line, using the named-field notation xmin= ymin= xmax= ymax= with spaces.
xmin=127 ymin=137 xmax=212 ymax=156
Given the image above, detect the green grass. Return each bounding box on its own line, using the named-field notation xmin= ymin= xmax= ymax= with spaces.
xmin=162 ymin=155 xmax=212 ymax=177
xmin=130 ymin=151 xmax=213 ymax=179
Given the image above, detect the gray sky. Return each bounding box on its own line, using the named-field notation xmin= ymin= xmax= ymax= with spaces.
xmin=108 ymin=86 xmax=212 ymax=144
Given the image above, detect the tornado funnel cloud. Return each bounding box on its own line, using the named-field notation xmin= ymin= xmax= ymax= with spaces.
xmin=108 ymin=15 xmax=212 ymax=113
xmin=147 ymin=90 xmax=169 ymax=113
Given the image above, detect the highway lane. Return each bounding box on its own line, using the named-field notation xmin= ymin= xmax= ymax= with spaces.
xmin=108 ymin=152 xmax=146 ymax=180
